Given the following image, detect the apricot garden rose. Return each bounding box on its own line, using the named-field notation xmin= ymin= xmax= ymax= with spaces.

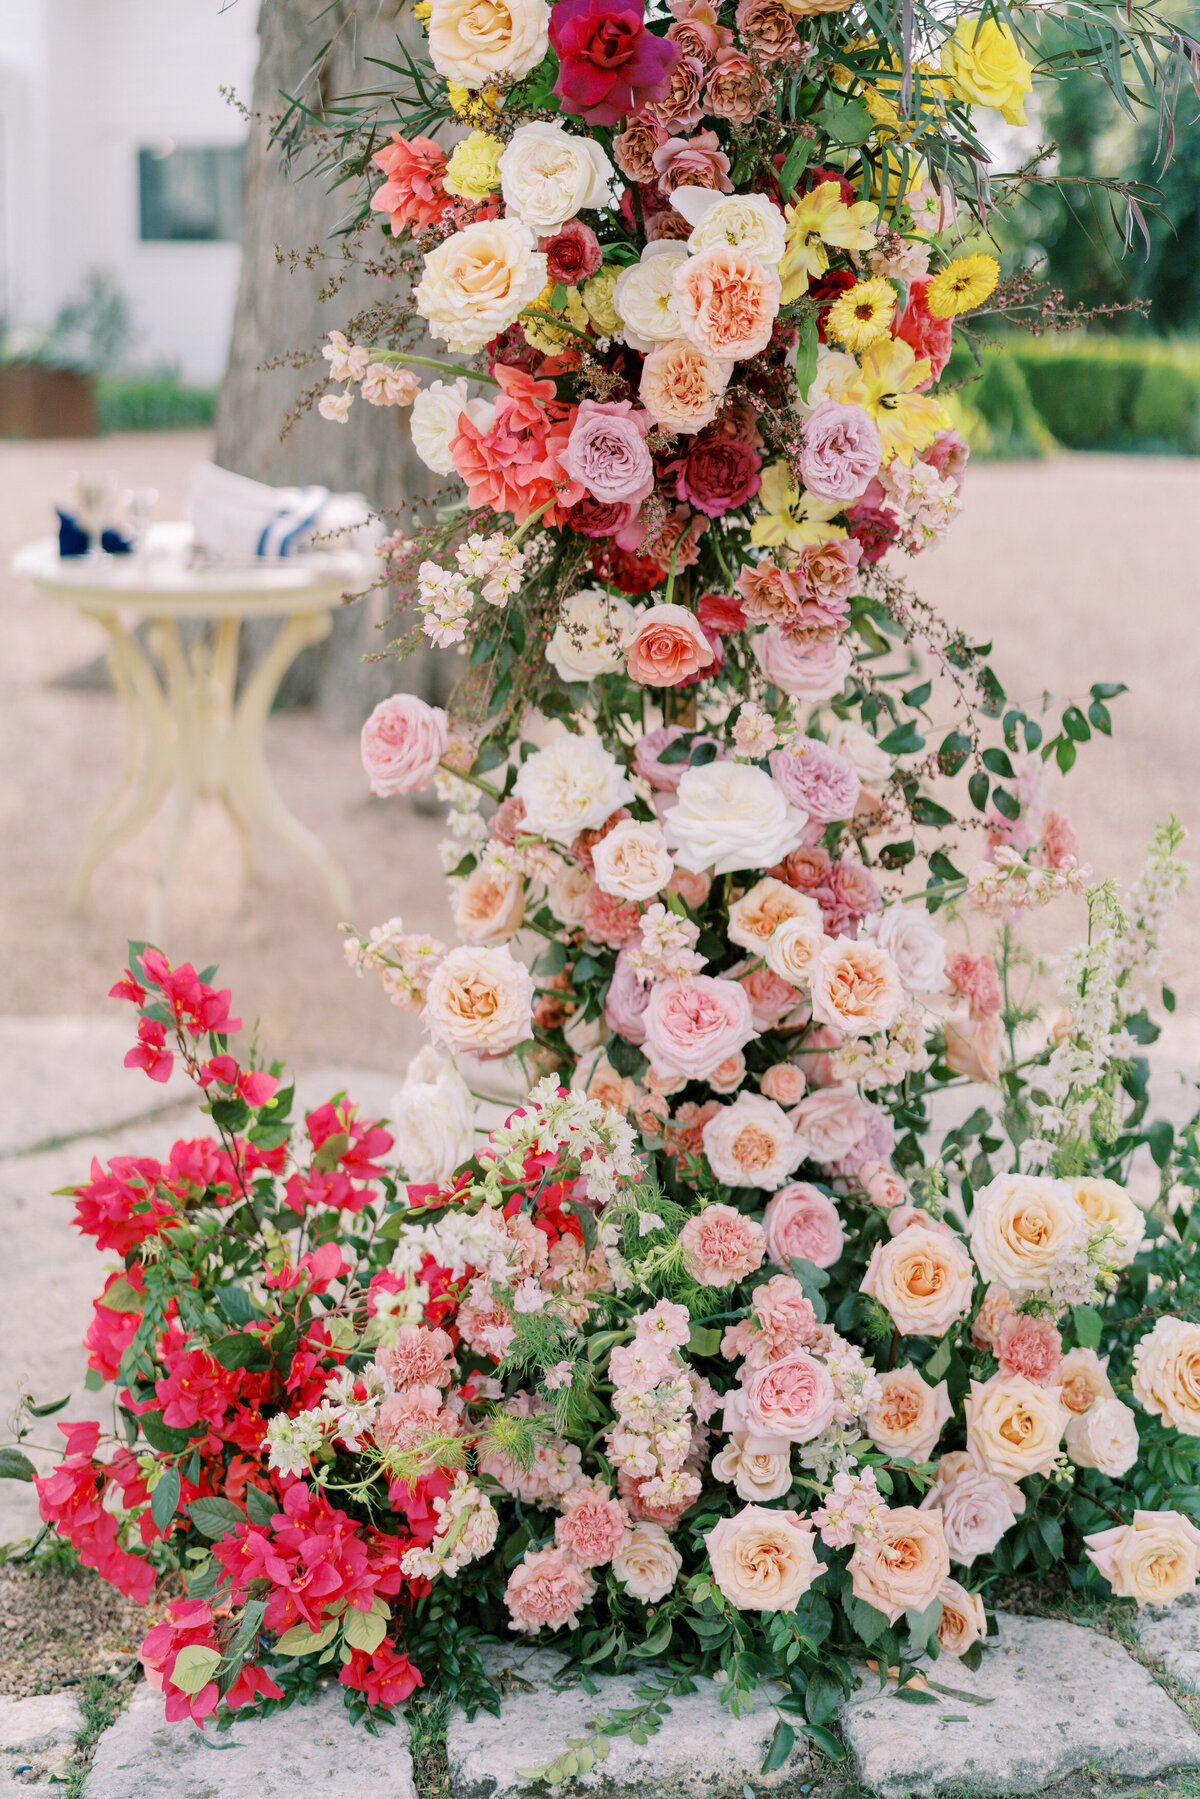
xmin=704 ymin=1506 xmax=823 ymax=1610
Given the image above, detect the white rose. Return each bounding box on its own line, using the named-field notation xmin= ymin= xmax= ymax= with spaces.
xmin=428 ymin=0 xmax=550 ymax=87
xmin=591 ymin=819 xmax=673 ymax=903
xmin=969 ymin=1172 xmax=1086 ymax=1297
xmin=964 ymin=1373 xmax=1069 ymax=1480
xmin=764 ymin=916 xmax=827 ymax=991
xmin=546 ymin=588 xmax=637 ymax=682
xmin=410 ymin=380 xmax=496 ymax=476
xmin=499 ymin=122 xmax=617 ymax=232
xmin=824 ymin=717 xmax=894 ymax=792
xmin=563 ymin=1008 xmax=606 ymax=1054
xmin=865 ymin=903 xmax=947 ymax=995
xmin=613 ymin=1521 xmax=682 ymax=1603
xmin=1132 ymin=1316 xmax=1200 ymax=1437
xmin=1065 ymin=1396 xmax=1139 ymax=1477
xmin=664 ymin=762 xmax=805 ymax=876
xmin=391 ymin=1047 xmax=475 ymax=1183
xmin=701 ymin=1092 xmax=804 ymax=1189
xmin=423 ymin=944 xmax=535 ymax=1055
xmin=416 ymin=219 xmax=548 ymax=354
xmin=671 ymin=188 xmax=787 ymax=265
xmin=711 ymin=1433 xmax=793 ymax=1502
xmin=514 ymin=736 xmax=635 ymax=845
xmin=613 ymin=242 xmax=690 ymax=353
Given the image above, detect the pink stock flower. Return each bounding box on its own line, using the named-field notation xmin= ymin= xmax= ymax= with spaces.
xmin=997 ymin=1314 xmax=1063 ymax=1387
xmin=549 ymin=0 xmax=683 ymax=126
xmin=505 ymin=1545 xmax=597 ymax=1631
xmin=370 ymin=134 xmax=450 ymax=232
xmin=643 ymin=975 xmax=757 ymax=1080
xmin=763 ymin=1183 xmax=845 ymax=1270
xmin=799 ymin=402 xmax=883 ymax=503
xmin=605 ymin=948 xmax=652 ymax=1043
xmin=564 ymin=400 xmax=656 ymax=506
xmin=679 ymin=1203 xmax=767 ymax=1286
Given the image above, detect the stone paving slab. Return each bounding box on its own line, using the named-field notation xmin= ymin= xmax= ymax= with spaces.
xmin=1136 ymin=1590 xmax=1200 ymax=1694
xmin=83 ymin=1681 xmax=415 ymax=1799
xmin=0 ymin=1691 xmax=81 ymax=1790
xmin=838 ymin=1609 xmax=1200 ymax=1798
xmin=0 ymin=1017 xmax=193 ymax=1159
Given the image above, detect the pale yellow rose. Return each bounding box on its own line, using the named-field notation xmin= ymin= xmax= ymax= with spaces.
xmin=1068 ymin=1176 xmax=1146 ymax=1269
xmin=428 ymin=0 xmax=550 ymax=88
xmin=704 ymin=1505 xmax=822 ymax=1611
xmin=1058 ymin=1346 xmax=1114 ymax=1416
xmin=1132 ymin=1316 xmax=1200 ymax=1437
xmin=968 ymin=1172 xmax=1086 ymax=1297
xmin=453 ymin=859 xmax=526 ymax=944
xmin=964 ymin=1372 xmax=1068 ymax=1480
xmin=867 ymin=1363 xmax=953 ymax=1464
xmin=1065 ymin=1396 xmax=1139 ymax=1477
xmin=1085 ymin=1510 xmax=1200 ymax=1608
xmin=415 ymin=218 xmax=548 ymax=354
xmin=940 ymin=16 xmax=1033 ymax=125
xmin=727 ymin=876 xmax=821 ymax=950
xmin=711 ymin=1433 xmax=793 ymax=1502
xmin=859 ymin=1225 xmax=975 ymax=1338
xmin=423 ymin=944 xmax=535 ymax=1055
xmin=613 ymin=1521 xmax=683 ymax=1603
xmin=849 ymin=1504 xmax=950 ymax=1623
xmin=581 ymin=265 xmax=622 ymax=337
xmin=936 ymin=1578 xmax=987 ymax=1655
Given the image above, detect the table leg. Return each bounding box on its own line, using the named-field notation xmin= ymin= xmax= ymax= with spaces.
xmin=225 ymin=611 xmax=354 ymax=917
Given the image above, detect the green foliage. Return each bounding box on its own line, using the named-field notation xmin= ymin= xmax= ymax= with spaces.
xmin=949 ymin=339 xmax=1200 ymax=456
xmin=96 ymin=371 xmax=217 ymax=434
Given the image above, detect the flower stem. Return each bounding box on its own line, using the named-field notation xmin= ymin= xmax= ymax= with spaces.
xmin=439 ymin=760 xmax=501 ymax=800
xmin=369 ymin=349 xmax=500 ymax=388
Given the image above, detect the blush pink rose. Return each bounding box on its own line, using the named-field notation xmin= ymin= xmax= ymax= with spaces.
xmin=652 ymin=128 xmax=733 ymax=196
xmin=741 ymin=1350 xmax=837 ymax=1443
xmin=505 ymin=1546 xmax=597 ymax=1633
xmin=762 ymin=1182 xmax=845 ymax=1270
xmin=702 ymin=1092 xmax=803 ymax=1188
xmin=564 ymin=400 xmax=655 ymax=505
xmin=860 ymin=1160 xmax=910 ymax=1210
xmin=794 ymin=537 xmax=863 ymax=609
xmin=679 ymin=1202 xmax=767 ymax=1286
xmin=818 ymin=860 xmax=883 ymax=936
xmin=361 ymin=693 xmax=449 ymax=796
xmin=733 ymin=962 xmax=802 ymax=1032
xmin=751 ymin=627 xmax=852 ymax=701
xmin=791 ymin=1088 xmax=866 ymax=1163
xmin=750 ymin=1274 xmax=819 ymax=1360
xmin=736 ymin=561 xmax=800 ymax=626
xmin=799 ymin=402 xmax=883 ymax=503
xmin=668 ymin=864 xmax=713 ymax=908
xmin=770 ymin=739 xmax=861 ymax=823
xmin=643 ymin=975 xmax=757 ymax=1080
xmin=674 ymin=246 xmax=781 ymax=360
xmin=627 ymin=604 xmax=716 ymax=687
xmin=760 ymin=1063 xmax=806 ymax=1107
xmin=554 ymin=1481 xmax=631 ymax=1567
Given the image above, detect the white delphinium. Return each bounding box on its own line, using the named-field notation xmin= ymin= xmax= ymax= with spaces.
xmin=1025 ymin=883 xmax=1128 ymax=1170
xmin=1111 ymin=815 xmax=1189 ymax=1007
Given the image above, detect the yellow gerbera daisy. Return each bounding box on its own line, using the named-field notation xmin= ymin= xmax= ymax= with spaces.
xmin=751 ymin=462 xmax=847 ymax=553
xmin=856 ymin=339 xmax=950 ymax=465
xmin=926 ymin=253 xmax=1000 ymax=317
xmin=824 ymin=277 xmax=896 ymax=352
xmin=779 ymin=181 xmax=880 ymax=304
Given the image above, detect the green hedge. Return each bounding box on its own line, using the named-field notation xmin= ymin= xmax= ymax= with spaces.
xmin=97 ymin=372 xmax=216 ymax=434
xmin=950 ymin=339 xmax=1200 ymax=457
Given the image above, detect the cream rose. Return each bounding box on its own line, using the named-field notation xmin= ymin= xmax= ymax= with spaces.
xmin=613 ymin=1521 xmax=683 ymax=1602
xmin=1065 ymin=1396 xmax=1139 ymax=1477
xmin=428 ymin=0 xmax=550 ymax=86
xmin=702 ymin=1092 xmax=804 ymax=1190
xmin=968 ymin=1173 xmax=1087 ymax=1297
xmin=1132 ymin=1316 xmax=1200 ymax=1436
xmin=859 ymin=1225 xmax=975 ymax=1338
xmin=546 ymin=862 xmax=593 ymax=926
xmin=514 ymin=737 xmax=635 ymax=845
xmin=704 ymin=1505 xmax=823 ymax=1611
xmin=664 ymin=762 xmax=805 ymax=876
xmin=416 ymin=218 xmax=548 ymax=353
xmin=727 ymin=877 xmax=821 ymax=951
xmin=867 ymin=1364 xmax=952 ymax=1464
xmin=1069 ymin=1176 xmax=1146 ymax=1269
xmin=864 ymin=903 xmax=947 ymax=996
xmin=764 ymin=915 xmax=827 ymax=991
xmin=613 ymin=242 xmax=690 ymax=353
xmin=546 ymin=588 xmax=637 ymax=682
xmin=499 ymin=122 xmax=616 ymax=232
xmin=423 ymin=944 xmax=535 ymax=1055
xmin=936 ymin=1579 xmax=988 ymax=1655
xmin=410 ymin=379 xmax=497 ymax=475
xmin=824 ymin=718 xmax=894 ymax=792
xmin=591 ymin=819 xmax=673 ymax=903
xmin=391 ymin=1047 xmax=475 ymax=1184
xmin=791 ymin=1087 xmax=866 ymax=1164
xmin=849 ymin=1505 xmax=950 ymax=1623
xmin=639 ymin=338 xmax=732 ymax=434
xmin=964 ymin=1372 xmax=1068 ymax=1479
xmin=711 ymin=1432 xmax=793 ymax=1502
xmin=1085 ymin=1510 xmax=1200 ymax=1608
xmin=672 ymin=188 xmax=787 ymax=265
xmin=1058 ymin=1346 xmax=1115 ymax=1416
xmin=453 ymin=858 xmax=526 ymax=944
xmin=811 ymin=936 xmax=904 ymax=1039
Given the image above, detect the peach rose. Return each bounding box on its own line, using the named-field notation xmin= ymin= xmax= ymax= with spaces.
xmin=738 ymin=1349 xmax=837 ymax=1443
xmin=1065 ymin=1396 xmax=1139 ymax=1476
xmin=679 ymin=1202 xmax=766 ymax=1286
xmin=361 ymin=692 xmax=449 ymax=796
xmin=860 ymin=1160 xmax=910 ymax=1210
xmin=970 ymin=1282 xmax=1015 ymax=1352
xmin=1085 ymin=1510 xmax=1200 ymax=1608
xmin=727 ymin=876 xmax=821 ymax=951
xmin=626 ymin=603 xmax=716 ymax=687
xmin=944 ymin=1012 xmax=1003 ymax=1084
xmin=811 ymin=936 xmax=904 ymax=1040
xmin=849 ymin=1505 xmax=950 ymax=1623
xmin=423 ymin=944 xmax=535 ymax=1055
xmin=505 ymin=1545 xmax=596 ymax=1633
xmin=546 ymin=863 xmax=592 ymax=926
xmin=674 ymin=246 xmax=781 ymax=360
xmin=859 ymin=1225 xmax=975 ymax=1338
xmin=1132 ymin=1316 xmax=1200 ymax=1436
xmin=702 ymin=1092 xmax=804 ymax=1189
xmin=591 ymin=818 xmax=674 ymax=902
xmin=968 ymin=1173 xmax=1086 ymax=1298
xmin=760 ymin=1062 xmax=807 ymax=1107
xmin=936 ymin=1579 xmax=988 ymax=1655
xmin=867 ymin=1364 xmax=952 ymax=1464
xmin=575 ymin=1050 xmax=635 ymax=1114
xmin=612 ymin=1521 xmax=683 ymax=1602
xmin=429 ymin=0 xmax=550 ymax=85
xmin=704 ymin=1505 xmax=823 ymax=1610
xmin=1068 ymin=1176 xmax=1146 ymax=1268
xmin=922 ymin=1462 xmax=1022 ymax=1566
xmin=453 ymin=860 xmax=526 ymax=944
xmin=964 ymin=1372 xmax=1069 ymax=1480
xmin=709 ymin=1052 xmax=747 ymax=1093
xmin=1058 ymin=1347 xmax=1114 ymax=1416
xmin=640 ymin=338 xmax=733 ymax=434
xmin=711 ymin=1432 xmax=793 ymax=1501
xmin=763 ymin=1181 xmax=845 ymax=1270
xmin=763 ymin=915 xmax=827 ymax=991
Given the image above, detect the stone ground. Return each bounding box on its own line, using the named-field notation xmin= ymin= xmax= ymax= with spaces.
xmin=4 ymin=437 xmax=1200 ymax=1793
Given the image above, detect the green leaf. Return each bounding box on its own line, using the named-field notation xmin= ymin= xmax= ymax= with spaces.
xmin=792 ymin=309 xmax=820 ymax=400
xmin=1062 ymin=705 xmax=1091 ymax=742
xmin=188 ymin=1497 xmax=246 ymax=1541
xmin=99 ymin=1277 xmax=144 ymax=1314
xmin=814 ymin=96 xmax=873 ymax=144
xmin=879 ymin=725 xmax=925 ymax=755
xmin=688 ymin=1324 xmax=723 ymax=1357
xmin=902 ymin=680 xmax=932 ymax=708
xmin=1087 ymin=699 xmax=1112 ymax=735
xmin=924 ymin=1335 xmax=953 ymax=1380
xmin=991 ymin=788 xmax=1020 ymax=822
xmin=210 ymin=1332 xmax=271 ymax=1372
xmin=844 ymin=1593 xmax=890 ymax=1648
xmin=170 ymin=1644 xmax=221 ymax=1696
xmin=343 ymin=1607 xmax=388 ymax=1654
xmin=879 ymin=839 xmax=915 ymax=870
xmin=0 ymin=1448 xmax=36 ymax=1482
xmin=27 ymin=1395 xmax=71 ymax=1419
xmin=244 ymin=1485 xmax=277 ymax=1527
xmin=911 ymin=796 xmax=954 ymax=828
xmin=1056 ymin=737 xmax=1077 ymax=774
xmin=761 ymin=1720 xmax=795 ymax=1774
xmin=274 ymin=1618 xmax=340 ymax=1657
xmin=805 ymin=1667 xmax=842 ymax=1726
xmin=895 ymin=1687 xmax=940 ymax=1706
xmin=937 ymin=731 xmax=971 ymax=776
xmin=968 ymin=771 xmax=989 ymax=812
xmin=905 ymin=1598 xmax=943 ymax=1655
xmin=981 ymin=748 xmax=1014 ymax=778
xmin=150 ymin=1465 xmax=181 ymax=1531
xmin=140 ymin=1412 xmax=201 ymax=1454
xmin=1090 ymin=681 xmax=1127 ymax=700
xmin=1146 ymin=1119 xmax=1174 ymax=1169
xmin=1072 ymin=1304 xmax=1103 ymax=1350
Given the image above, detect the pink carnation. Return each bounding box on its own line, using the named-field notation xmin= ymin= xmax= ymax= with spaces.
xmin=375 ymin=1384 xmax=456 ymax=1452
xmin=997 ymin=1314 xmax=1063 ymax=1387
xmin=679 ymin=1202 xmax=767 ymax=1286
xmin=376 ymin=1325 xmax=455 ymax=1389
xmin=505 ymin=1546 xmax=597 ymax=1633
xmin=582 ymin=885 xmax=643 ymax=949
xmin=770 ymin=739 xmax=861 ymax=824
xmin=564 ymin=400 xmax=655 ymax=506
xmin=361 ymin=693 xmax=449 ymax=797
xmin=762 ymin=1183 xmax=845 ymax=1270
xmin=799 ymin=402 xmax=883 ymax=503
xmin=555 ymin=1482 xmax=632 ymax=1567
xmin=644 ymin=976 xmax=757 ymax=1081
xmin=750 ymin=1274 xmax=820 ymax=1360
xmin=946 ymin=949 xmax=1002 ymax=1018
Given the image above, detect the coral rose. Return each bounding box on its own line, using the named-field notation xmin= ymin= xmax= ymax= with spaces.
xmin=702 ymin=1092 xmax=804 ymax=1189
xmin=626 ymin=603 xmax=716 ymax=687
xmin=936 ymin=1579 xmax=988 ymax=1655
xmin=371 ymin=134 xmax=450 ymax=232
xmin=674 ymin=246 xmax=781 ymax=360
xmin=361 ymin=693 xmax=449 ymax=797
xmin=704 ymin=1506 xmax=823 ymax=1611
xmin=964 ymin=1372 xmax=1069 ymax=1480
xmin=811 ymin=936 xmax=904 ymax=1040
xmin=679 ymin=1202 xmax=766 ymax=1286
xmin=849 ymin=1506 xmax=950 ymax=1623
xmin=505 ymin=1546 xmax=597 ymax=1632
xmin=1085 ymin=1511 xmax=1200 ymax=1608
xmin=728 ymin=876 xmax=820 ymax=950
xmin=867 ymin=1364 xmax=952 ymax=1464
xmin=860 ymin=1225 xmax=975 ymax=1338
xmin=760 ymin=1063 xmax=807 ymax=1107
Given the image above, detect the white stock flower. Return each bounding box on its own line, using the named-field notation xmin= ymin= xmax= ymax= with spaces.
xmin=416 ymin=219 xmax=548 ymax=354
xmin=392 ymin=1046 xmax=476 ymax=1183
xmin=410 ymin=380 xmax=496 ymax=475
xmin=499 ymin=122 xmax=617 ymax=231
xmin=546 ymin=588 xmax=637 ymax=682
xmin=664 ymin=762 xmax=805 ymax=876
xmin=514 ymin=737 xmax=635 ymax=844
xmin=613 ymin=242 xmax=690 ymax=353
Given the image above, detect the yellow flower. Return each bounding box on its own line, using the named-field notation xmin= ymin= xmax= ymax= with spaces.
xmin=446 ymin=82 xmax=502 ymax=124
xmin=926 ymin=253 xmax=999 ymax=317
xmin=522 ymin=282 xmax=590 ymax=355
xmin=940 ymin=16 xmax=1033 ymax=126
xmin=443 ymin=130 xmax=504 ymax=201
xmin=751 ymin=462 xmax=847 ymax=552
xmin=413 ymin=0 xmax=431 ymax=14
xmin=825 ymin=277 xmax=896 ymax=351
xmin=859 ymin=57 xmax=952 ymax=139
xmin=856 ymin=339 xmax=949 ymax=465
xmin=778 ymin=181 xmax=880 ymax=303
xmin=581 ymin=265 xmax=621 ymax=337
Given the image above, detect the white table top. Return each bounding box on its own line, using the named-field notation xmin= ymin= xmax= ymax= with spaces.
xmin=13 ymin=522 xmax=379 ymax=619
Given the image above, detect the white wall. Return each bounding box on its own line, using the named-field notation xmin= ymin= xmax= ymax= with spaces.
xmin=0 ymin=0 xmax=258 ymax=383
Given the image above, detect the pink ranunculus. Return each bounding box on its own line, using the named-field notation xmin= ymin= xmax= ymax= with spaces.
xmin=643 ymin=975 xmax=757 ymax=1080
xmin=652 ymin=129 xmax=733 ymax=196
xmin=817 ymin=860 xmax=883 ymax=936
xmin=799 ymin=402 xmax=883 ymax=504
xmin=505 ymin=1545 xmax=597 ymax=1633
xmin=770 ymin=739 xmax=861 ymax=824
xmin=549 ymin=0 xmax=683 ymax=127
xmin=370 ymin=134 xmax=450 ymax=232
xmin=997 ymin=1315 xmax=1063 ymax=1387
xmin=946 ymin=949 xmax=1002 ymax=1018
xmin=896 ymin=279 xmax=954 ymax=387
xmin=361 ymin=693 xmax=449 ymax=796
xmin=674 ymin=432 xmax=761 ymax=517
xmin=924 ymin=429 xmax=970 ymax=484
xmin=751 ymin=628 xmax=852 ymax=701
xmin=794 ymin=537 xmax=864 ymax=608
xmin=605 ymin=947 xmax=652 ymax=1044
xmin=763 ymin=1182 xmax=845 ymax=1270
xmin=742 ymin=1350 xmax=837 ymax=1443
xmin=582 ymin=884 xmax=642 ymax=949
xmin=564 ymin=400 xmax=655 ymax=506
xmin=539 ymin=220 xmax=603 ymax=286
xmin=679 ymin=1202 xmax=766 ymax=1286
xmin=554 ymin=1481 xmax=631 ymax=1567
xmin=626 ymin=604 xmax=716 ymax=687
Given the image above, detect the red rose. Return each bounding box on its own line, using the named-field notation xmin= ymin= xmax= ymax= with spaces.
xmin=673 ymin=431 xmax=762 ymax=517
xmin=538 ymin=220 xmax=603 ymax=287
xmin=697 ymin=590 xmax=748 ymax=633
xmin=550 ymin=0 xmax=682 ymax=127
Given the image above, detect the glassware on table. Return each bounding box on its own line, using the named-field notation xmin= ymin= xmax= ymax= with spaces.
xmin=71 ymin=472 xmax=118 ymax=563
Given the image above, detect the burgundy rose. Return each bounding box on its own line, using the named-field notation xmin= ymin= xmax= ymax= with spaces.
xmin=846 ymin=487 xmax=901 ymax=566
xmin=796 ymin=165 xmax=858 ymax=205
xmin=589 ymin=540 xmax=665 ymax=595
xmin=808 ymin=268 xmax=857 ymax=342
xmin=563 ymin=494 xmax=640 ymax=537
xmin=539 ymin=220 xmax=603 ymax=287
xmin=697 ymin=590 xmax=747 ymax=633
xmin=673 ymin=431 xmax=762 ymax=517
xmin=550 ymin=0 xmax=682 ymax=127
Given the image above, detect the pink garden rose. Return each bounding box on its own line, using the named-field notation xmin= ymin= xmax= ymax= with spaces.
xmin=762 ymin=1182 xmax=845 ymax=1270
xmin=674 ymin=246 xmax=780 ymax=360
xmin=505 ymin=1546 xmax=597 ymax=1632
xmin=539 ymin=220 xmax=603 ymax=286
xmin=751 ymin=627 xmax=852 ymax=701
xmin=791 ymin=1088 xmax=866 ymax=1164
xmin=652 ymin=128 xmax=733 ymax=195
xmin=679 ymin=1202 xmax=767 ymax=1286
xmin=604 ymin=947 xmax=652 ymax=1044
xmin=735 ymin=561 xmax=800 ymax=627
xmin=817 ymin=860 xmax=883 ymax=936
xmin=799 ymin=402 xmax=883 ymax=503
xmin=702 ymin=1092 xmax=804 ymax=1189
xmin=924 ymin=428 xmax=970 ymax=484
xmin=361 ymin=693 xmax=449 ymax=796
xmin=643 ymin=975 xmax=757 ymax=1080
xmin=740 ymin=1350 xmax=837 ymax=1443
xmin=564 ymin=400 xmax=655 ymax=505
xmin=626 ymin=604 xmax=716 ymax=686
xmin=794 ymin=536 xmax=863 ymax=609
xmin=770 ymin=739 xmax=861 ymax=824
xmin=749 ymin=1274 xmax=820 ymax=1361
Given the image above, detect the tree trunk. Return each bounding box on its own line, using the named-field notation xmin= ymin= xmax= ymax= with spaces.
xmin=215 ymin=0 xmax=448 ymax=728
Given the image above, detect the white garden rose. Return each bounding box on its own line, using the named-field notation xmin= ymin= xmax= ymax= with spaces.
xmin=612 ymin=1521 xmax=683 ymax=1603
xmin=1132 ymin=1315 xmax=1200 ymax=1436
xmin=514 ymin=737 xmax=635 ymax=845
xmin=864 ymin=903 xmax=947 ymax=995
xmin=672 ymin=188 xmax=787 ymax=265
xmin=664 ymin=763 xmax=805 ymax=875
xmin=410 ymin=380 xmax=496 ymax=475
xmin=546 ymin=863 xmax=593 ymax=926
xmin=711 ymin=1433 xmax=793 ymax=1502
xmin=1065 ymin=1396 xmax=1139 ymax=1476
xmin=591 ymin=819 xmax=673 ymax=903
xmin=499 ymin=122 xmax=617 ymax=232
xmin=824 ymin=717 xmax=894 ymax=792
xmin=546 ymin=588 xmax=637 ymax=682
xmin=423 ymin=944 xmax=535 ymax=1055
xmin=1068 ymin=1176 xmax=1146 ymax=1269
xmin=964 ymin=1372 xmax=1069 ymax=1480
xmin=391 ymin=1048 xmax=475 ymax=1184
xmin=428 ymin=0 xmax=550 ymax=87
xmin=613 ymin=242 xmax=690 ymax=353
xmin=968 ymin=1173 xmax=1086 ymax=1297
xmin=701 ymin=1092 xmax=804 ymax=1189
xmin=415 ymin=219 xmax=547 ymax=354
